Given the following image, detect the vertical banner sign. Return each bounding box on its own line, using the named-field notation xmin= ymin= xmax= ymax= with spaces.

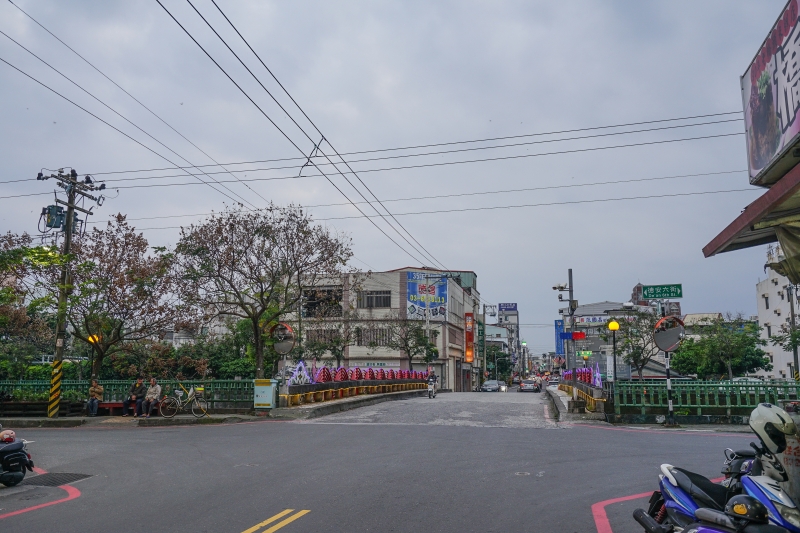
xmin=477 ymin=319 xmax=485 ymax=360
xmin=606 ymin=355 xmax=615 ymax=382
xmin=465 ymin=313 xmax=474 ymax=363
xmin=406 ymin=272 xmax=447 ymax=320
xmin=742 ymin=0 xmax=800 ymax=183
xmin=554 ymin=320 xmax=565 ymax=355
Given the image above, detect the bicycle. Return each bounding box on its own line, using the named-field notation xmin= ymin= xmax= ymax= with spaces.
xmin=158 ymin=380 xmax=209 ymax=418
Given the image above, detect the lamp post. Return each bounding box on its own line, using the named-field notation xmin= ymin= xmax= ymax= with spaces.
xmin=87 ymin=334 xmax=101 ymax=380
xmin=582 ymin=353 xmax=589 ymax=368
xmin=608 ymin=320 xmax=619 ymax=386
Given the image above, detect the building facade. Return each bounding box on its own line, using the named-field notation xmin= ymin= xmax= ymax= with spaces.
xmin=756 ymin=246 xmax=795 ymax=380
xmin=295 ymin=267 xmax=481 ymax=392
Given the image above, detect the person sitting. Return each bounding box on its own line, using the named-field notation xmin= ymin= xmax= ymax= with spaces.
xmin=142 ymin=378 xmax=162 ymax=418
xmin=122 ymin=377 xmax=146 ymax=417
xmin=87 ymin=379 xmax=104 ymax=417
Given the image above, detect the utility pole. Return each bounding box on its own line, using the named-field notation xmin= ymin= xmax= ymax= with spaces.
xmin=789 ymin=285 xmax=799 ymax=381
xmin=37 ymin=169 xmax=105 ymax=418
xmin=568 ymin=269 xmax=577 ymax=401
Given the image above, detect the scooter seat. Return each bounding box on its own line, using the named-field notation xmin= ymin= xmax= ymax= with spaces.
xmin=0 ymin=440 xmax=23 ymax=454
xmin=672 ymin=468 xmax=730 ymax=510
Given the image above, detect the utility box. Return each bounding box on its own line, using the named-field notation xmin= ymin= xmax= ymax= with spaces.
xmin=253 ymin=379 xmax=276 ymax=410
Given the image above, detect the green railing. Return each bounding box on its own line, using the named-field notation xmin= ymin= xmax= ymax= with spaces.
xmin=614 ymin=381 xmax=800 ymax=415
xmin=0 ymin=379 xmax=254 ymax=408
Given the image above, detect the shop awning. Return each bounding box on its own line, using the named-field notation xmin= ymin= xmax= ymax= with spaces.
xmin=703 ymin=162 xmax=800 ymax=257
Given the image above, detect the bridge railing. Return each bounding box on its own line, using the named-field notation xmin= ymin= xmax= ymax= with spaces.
xmin=613 ymin=381 xmax=800 ymax=415
xmin=0 ymin=379 xmax=255 ymax=408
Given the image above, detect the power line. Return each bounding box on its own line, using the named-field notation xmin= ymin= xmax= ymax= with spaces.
xmin=6 ymin=0 xmax=271 ymax=205
xmin=0 ymin=55 xmax=246 ymax=206
xmin=0 ymin=28 xmax=259 ymax=210
xmin=0 ymin=130 xmax=746 ymax=189
xmin=155 ymin=0 xmax=431 ymax=268
xmin=66 ymin=169 xmax=745 ymax=223
xmin=129 ymin=188 xmax=757 ymax=231
xmin=200 ymin=0 xmax=450 ymax=271
xmin=57 ymin=111 xmax=743 ymax=178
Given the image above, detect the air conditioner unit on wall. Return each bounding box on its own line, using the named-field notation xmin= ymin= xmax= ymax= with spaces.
xmin=775 ymin=309 xmax=782 ymax=316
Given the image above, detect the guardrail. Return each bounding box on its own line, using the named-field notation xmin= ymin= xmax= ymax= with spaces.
xmin=613 ymin=381 xmax=800 ymax=415
xmin=0 ymin=379 xmax=254 ymax=409
xmin=280 ymin=382 xmax=427 ymax=407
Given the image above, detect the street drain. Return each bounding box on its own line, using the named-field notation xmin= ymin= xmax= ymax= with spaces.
xmin=514 ymin=472 xmax=531 ymax=476
xmin=20 ymin=473 xmax=91 ymax=487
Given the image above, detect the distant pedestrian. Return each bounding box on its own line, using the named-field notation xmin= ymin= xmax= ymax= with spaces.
xmin=142 ymin=378 xmax=162 ymax=418
xmin=87 ymin=379 xmax=104 ymax=416
xmin=122 ymin=377 xmax=146 ymax=417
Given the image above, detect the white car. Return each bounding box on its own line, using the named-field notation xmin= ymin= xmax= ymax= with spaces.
xmin=498 ymin=381 xmax=508 ymax=392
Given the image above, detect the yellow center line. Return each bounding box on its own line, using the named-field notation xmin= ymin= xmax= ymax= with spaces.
xmin=261 ymin=510 xmax=311 ymax=533
xmin=241 ymin=509 xmax=295 ymax=533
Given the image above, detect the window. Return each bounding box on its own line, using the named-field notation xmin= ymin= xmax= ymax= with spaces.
xmin=765 ymin=296 xmax=770 ymax=310
xmin=356 ymin=328 xmax=391 ymax=347
xmin=767 ymin=325 xmax=772 ymax=337
xmin=357 ymin=290 xmax=391 ymax=309
xmin=302 ymin=286 xmax=343 ymax=317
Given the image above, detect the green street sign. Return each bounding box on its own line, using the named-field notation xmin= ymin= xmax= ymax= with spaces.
xmin=487 ymin=363 xmax=495 ymax=369
xmin=642 ymin=284 xmax=682 ymax=299
xmin=577 ymin=351 xmax=593 ymax=358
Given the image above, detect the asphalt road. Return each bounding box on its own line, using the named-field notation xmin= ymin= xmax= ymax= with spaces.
xmin=0 ymin=389 xmax=754 ymax=533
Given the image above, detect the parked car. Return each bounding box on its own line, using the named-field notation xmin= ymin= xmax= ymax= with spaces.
xmin=512 ymin=376 xmax=521 ymax=384
xmin=519 ymin=379 xmax=538 ymax=392
xmin=481 ymin=380 xmax=500 ymax=392
xmin=498 ymin=381 xmax=508 ymax=392
xmin=718 ymin=376 xmax=766 ymax=393
xmin=548 ymin=377 xmax=560 ymax=387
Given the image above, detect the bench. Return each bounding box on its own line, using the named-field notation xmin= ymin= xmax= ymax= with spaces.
xmin=96 ymin=399 xmax=160 ymax=416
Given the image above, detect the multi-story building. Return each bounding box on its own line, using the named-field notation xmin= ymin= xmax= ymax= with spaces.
xmin=756 ymin=245 xmax=795 ymax=380
xmin=295 ymin=267 xmax=480 ymax=392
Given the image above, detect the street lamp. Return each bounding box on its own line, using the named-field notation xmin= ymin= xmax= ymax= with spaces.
xmin=581 ymin=353 xmax=590 ymax=368
xmin=608 ymin=320 xmax=619 ymax=388
xmin=87 ymin=334 xmax=101 ymax=380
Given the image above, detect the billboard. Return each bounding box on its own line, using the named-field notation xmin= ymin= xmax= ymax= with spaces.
xmin=406 ymin=272 xmax=447 ymax=321
xmin=742 ymin=0 xmax=800 ymax=182
xmin=498 ymin=303 xmax=518 ymax=312
xmin=554 ymin=320 xmax=565 ymax=355
xmin=465 ymin=313 xmax=474 ymax=363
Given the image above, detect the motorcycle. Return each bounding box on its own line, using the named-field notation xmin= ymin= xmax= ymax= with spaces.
xmin=0 ymin=424 xmax=34 ymax=487
xmin=427 ymin=382 xmax=436 ymax=399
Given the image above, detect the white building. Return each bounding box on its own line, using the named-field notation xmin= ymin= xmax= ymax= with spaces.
xmin=755 ymin=245 xmax=795 ymax=380
xmin=294 ymin=267 xmax=481 ymax=392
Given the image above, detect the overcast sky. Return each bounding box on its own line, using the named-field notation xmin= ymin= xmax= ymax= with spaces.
xmin=0 ymin=0 xmax=788 ymax=353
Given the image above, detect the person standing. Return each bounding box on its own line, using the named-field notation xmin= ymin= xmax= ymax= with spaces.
xmin=142 ymin=378 xmax=162 ymax=419
xmin=122 ymin=377 xmax=146 ymax=417
xmin=87 ymin=379 xmax=104 ymax=416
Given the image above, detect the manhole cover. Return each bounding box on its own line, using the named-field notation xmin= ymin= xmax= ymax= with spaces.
xmin=514 ymin=472 xmax=531 ymax=476
xmin=20 ymin=473 xmax=91 ymax=487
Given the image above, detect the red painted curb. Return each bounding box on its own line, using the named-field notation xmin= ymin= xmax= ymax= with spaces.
xmin=0 ymin=466 xmax=82 ymax=520
xmin=592 ymin=477 xmax=725 ymax=533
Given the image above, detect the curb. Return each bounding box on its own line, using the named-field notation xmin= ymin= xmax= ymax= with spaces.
xmin=0 ymin=418 xmax=86 ymax=428
xmin=545 ymin=387 xmax=566 ymax=421
xmin=269 ymin=389 xmax=428 ymax=420
xmin=136 ymin=415 xmax=256 ymax=427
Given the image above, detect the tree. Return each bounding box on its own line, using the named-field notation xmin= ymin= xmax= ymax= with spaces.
xmin=486 ymin=344 xmax=511 ymax=380
xmin=22 ymin=216 xmax=195 ymax=378
xmin=302 ymin=310 xmax=360 ymax=368
xmin=609 ymin=309 xmax=660 ymax=381
xmin=673 ymin=314 xmax=771 ymax=379
xmin=175 ymin=206 xmax=353 ymax=379
xmin=376 ymin=311 xmax=439 ymax=369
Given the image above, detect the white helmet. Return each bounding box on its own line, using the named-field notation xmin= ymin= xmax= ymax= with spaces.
xmin=749 ymin=403 xmax=797 ymax=454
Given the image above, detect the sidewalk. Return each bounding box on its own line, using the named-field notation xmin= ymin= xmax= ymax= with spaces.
xmin=0 ymin=414 xmax=262 ymax=429
xmin=545 ymin=385 xmax=607 ymax=423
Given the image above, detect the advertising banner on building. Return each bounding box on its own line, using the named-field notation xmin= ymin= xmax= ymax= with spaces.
xmin=465 ymin=313 xmax=474 ymax=363
xmin=406 ymin=272 xmax=447 ymax=321
xmin=498 ymin=303 xmax=518 ymax=312
xmin=554 ymin=320 xmax=565 ymax=355
xmin=742 ymin=0 xmax=800 ymax=181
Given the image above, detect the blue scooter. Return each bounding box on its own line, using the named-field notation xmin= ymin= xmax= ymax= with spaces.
xmin=636 ymin=442 xmax=800 ymax=532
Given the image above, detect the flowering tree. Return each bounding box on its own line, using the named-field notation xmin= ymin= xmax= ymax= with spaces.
xmin=175 ymin=206 xmax=353 ymax=378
